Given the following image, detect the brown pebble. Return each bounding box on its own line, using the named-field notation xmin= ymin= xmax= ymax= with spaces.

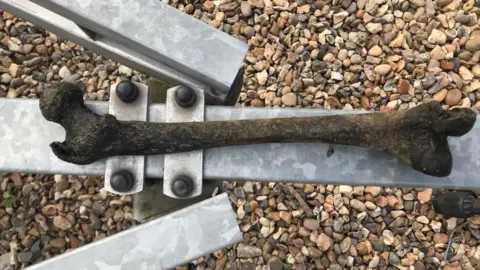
xmin=396 ymin=79 xmax=410 ymax=95
xmin=314 ymin=0 xmax=325 ymax=9
xmin=433 ymin=233 xmax=449 ymax=244
xmin=361 ymin=96 xmax=370 ymax=108
xmin=445 ymin=89 xmax=462 ymax=106
xmin=355 ymin=241 xmax=372 ymax=256
xmin=433 ymin=89 xmax=448 ymax=102
xmin=465 ymin=36 xmax=480 ymax=52
xmin=250 ymin=99 xmax=264 ymax=107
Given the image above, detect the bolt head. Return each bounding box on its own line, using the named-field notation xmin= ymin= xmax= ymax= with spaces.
xmin=116 ymin=81 xmax=139 ymax=103
xmin=171 ymin=176 xmax=194 ymax=197
xmin=174 ymin=86 xmax=197 ymax=108
xmin=110 ymin=170 xmax=135 ymax=192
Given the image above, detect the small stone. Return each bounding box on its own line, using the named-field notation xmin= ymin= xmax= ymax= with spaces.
xmin=53 ymin=216 xmax=72 ymax=230
xmin=363 ymin=23 xmax=383 ymax=35
xmin=333 ymin=11 xmax=349 ymax=24
xmin=445 ymin=89 xmax=462 ymax=106
xmin=268 ymin=256 xmax=283 ymax=269
xmin=58 ymin=66 xmax=71 ymax=79
xmin=1 ymin=73 xmax=12 ymax=84
xmin=245 ymin=26 xmax=255 ymax=38
xmin=339 ymin=185 xmax=353 ymax=196
xmin=50 ymin=237 xmax=66 ymax=249
xmin=304 ymin=219 xmax=319 ymax=231
xmin=282 ymin=93 xmax=297 ymax=106
xmin=241 ymin=2 xmax=252 ymax=17
xmin=355 ymin=241 xmax=372 ymax=256
xmin=118 ymin=65 xmax=133 ymax=77
xmin=369 ymin=254 xmax=380 ymax=268
xmin=41 ymin=205 xmax=57 ymax=216
xmin=256 ymin=70 xmax=268 ymax=85
xmin=368 ymin=46 xmax=382 ymax=57
xmin=389 ymin=34 xmax=405 ymax=47
xmin=382 ymin=230 xmax=395 ymax=245
xmin=433 ymin=89 xmax=448 ymax=102
xmin=428 ymin=29 xmax=447 ymax=45
xmin=409 ymin=0 xmax=425 ymax=6
xmin=459 ymin=66 xmax=474 ymax=81
xmin=389 ymin=252 xmax=400 ymax=265
xmin=316 ymin=233 xmax=333 ymax=251
xmin=433 ymin=233 xmax=449 ymax=244
xmin=366 ymin=186 xmax=382 ymax=197
xmin=350 ymin=199 xmax=366 ymax=211
xmin=417 ymin=189 xmax=432 ymax=204
xmin=237 ymin=243 xmax=262 ymax=258
xmin=416 ymin=216 xmax=429 ymax=224
xmin=250 ymin=99 xmax=264 ymax=107
xmin=248 ymin=0 xmax=264 ymax=8
xmin=374 ymin=64 xmax=391 ymax=76
xmin=280 ymin=211 xmax=292 ymax=224
xmin=17 ymin=252 xmax=33 ymax=264
xmin=465 ymin=36 xmax=480 ymax=52
xmin=340 ymin=237 xmax=351 ymax=253
xmin=396 ymin=79 xmax=410 ymax=95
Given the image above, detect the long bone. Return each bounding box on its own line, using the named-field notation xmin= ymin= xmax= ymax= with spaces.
xmin=39 ymin=82 xmax=476 ymax=177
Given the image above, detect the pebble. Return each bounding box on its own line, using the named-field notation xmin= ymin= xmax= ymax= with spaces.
xmin=240 ymin=2 xmax=252 ymax=17
xmin=465 ymin=36 xmax=480 ymax=52
xmin=58 ymin=66 xmax=71 ymax=79
xmin=433 ymin=89 xmax=448 ymax=102
xmin=428 ymin=29 xmax=447 ymax=45
xmin=350 ymin=199 xmax=366 ymax=212
xmin=382 ymin=230 xmax=395 ymax=245
xmin=282 ymin=93 xmax=297 ymax=106
xmin=368 ymin=46 xmax=382 ymax=57
xmin=237 ymin=244 xmax=262 ymax=258
xmin=316 ymin=233 xmax=332 ymax=251
xmin=53 ymin=216 xmax=72 ymax=230
xmin=303 ymin=219 xmax=319 ymax=231
xmin=445 ymin=89 xmax=462 ymax=106
xmin=417 ymin=189 xmax=432 ymax=204
xmin=374 ymin=64 xmax=392 ymax=76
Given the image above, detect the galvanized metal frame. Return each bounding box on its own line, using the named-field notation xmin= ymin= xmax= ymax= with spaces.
xmin=25 ymin=193 xmax=242 ymax=270
xmin=0 ymin=97 xmax=479 ymax=190
xmin=0 ymin=0 xmax=248 ymax=105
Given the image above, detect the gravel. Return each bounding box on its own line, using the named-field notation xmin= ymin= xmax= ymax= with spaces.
xmin=1 ymin=0 xmax=480 ymax=269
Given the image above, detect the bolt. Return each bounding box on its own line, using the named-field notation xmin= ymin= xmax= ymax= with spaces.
xmin=116 ymin=81 xmax=139 ymax=103
xmin=110 ymin=170 xmax=135 ymax=192
xmin=174 ymin=86 xmax=197 ymax=108
xmin=171 ymin=176 xmax=194 ymax=197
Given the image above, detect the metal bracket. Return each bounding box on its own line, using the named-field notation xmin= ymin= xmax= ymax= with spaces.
xmin=104 ymin=82 xmax=149 ymax=195
xmin=163 ymin=86 xmax=205 ymax=199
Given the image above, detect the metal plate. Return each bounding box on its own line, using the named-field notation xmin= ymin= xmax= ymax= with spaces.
xmin=1 ymin=99 xmax=479 ymax=190
xmin=104 ymin=83 xmax=149 ymax=195
xmin=0 ymin=0 xmax=234 ymax=105
xmin=25 ymin=193 xmax=242 ymax=270
xmin=31 ymin=0 xmax=248 ymax=100
xmin=163 ymin=87 xmax=205 ymax=198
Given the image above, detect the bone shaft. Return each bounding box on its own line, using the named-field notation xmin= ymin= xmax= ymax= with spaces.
xmin=121 ymin=113 xmax=386 ymax=155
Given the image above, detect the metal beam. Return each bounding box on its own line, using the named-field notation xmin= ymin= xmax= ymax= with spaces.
xmin=0 ymin=0 xmax=247 ymax=105
xmin=0 ymin=98 xmax=479 ymax=189
xmin=31 ymin=0 xmax=248 ymax=104
xmin=25 ymin=193 xmax=242 ymax=270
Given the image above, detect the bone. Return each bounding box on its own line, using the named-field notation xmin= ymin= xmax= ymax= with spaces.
xmin=39 ymin=82 xmax=477 ymax=177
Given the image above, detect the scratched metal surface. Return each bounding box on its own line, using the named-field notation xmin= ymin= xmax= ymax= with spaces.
xmin=26 ymin=193 xmax=241 ymax=270
xmin=1 ymin=0 xmax=230 ymax=105
xmin=0 ymin=98 xmax=479 ymax=189
xmin=32 ymin=0 xmax=248 ymax=94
